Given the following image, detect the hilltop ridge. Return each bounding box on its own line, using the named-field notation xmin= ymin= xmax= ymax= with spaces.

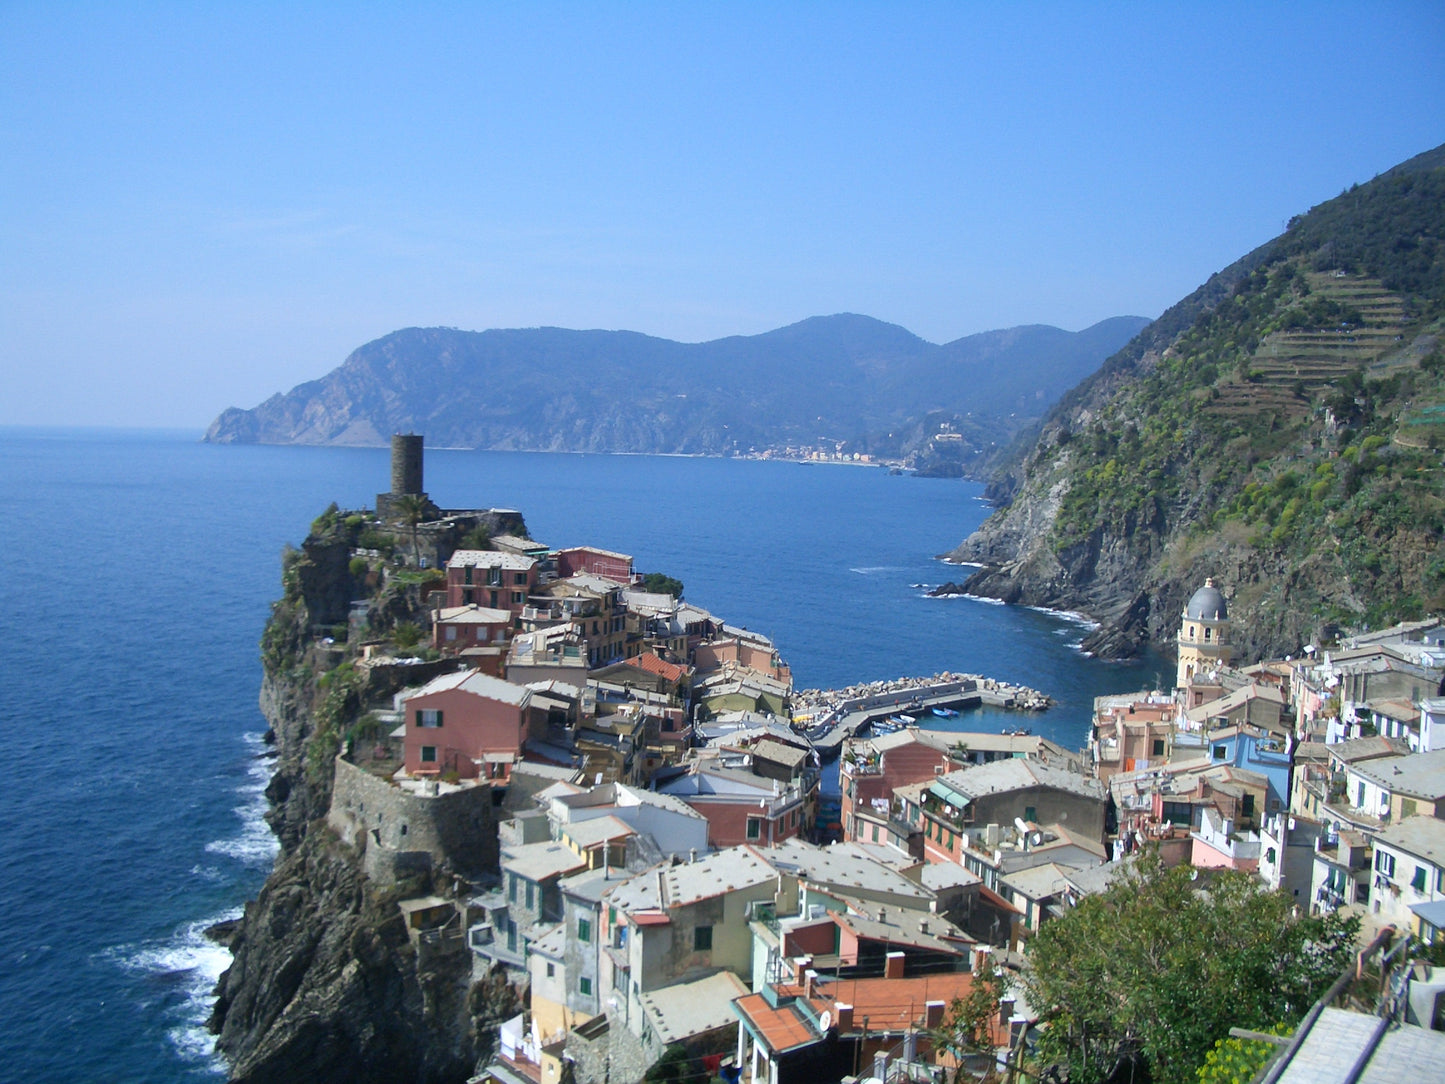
xmin=203 ymin=313 xmax=1148 ymax=472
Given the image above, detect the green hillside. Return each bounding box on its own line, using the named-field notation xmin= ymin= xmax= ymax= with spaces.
xmin=951 ymin=144 xmax=1445 ymax=659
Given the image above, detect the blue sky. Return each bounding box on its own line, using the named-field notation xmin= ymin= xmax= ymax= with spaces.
xmin=2 ymin=3 xmax=1441 ymax=428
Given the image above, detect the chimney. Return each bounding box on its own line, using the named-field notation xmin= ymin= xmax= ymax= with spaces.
xmin=918 ymin=919 xmax=929 ymax=935
xmin=835 ymin=1003 xmax=854 ymax=1031
xmin=689 ymin=848 xmax=697 ymax=864
xmin=999 ymin=997 xmax=1015 ymax=1027
xmin=924 ymin=1000 xmax=945 ymax=1029
xmin=804 ymin=968 xmax=819 ymax=998
xmin=872 ymin=1052 xmax=890 ymax=1080
xmin=885 ymin=951 xmax=905 ymax=980
xmin=792 ymin=956 xmax=813 ymax=986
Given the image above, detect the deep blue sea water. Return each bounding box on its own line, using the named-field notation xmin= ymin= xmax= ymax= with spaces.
xmin=0 ymin=429 xmax=1165 ymax=1082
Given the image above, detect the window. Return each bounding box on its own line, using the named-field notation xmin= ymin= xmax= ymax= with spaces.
xmin=509 ymin=873 xmax=517 ymax=902
xmin=420 ymin=745 xmax=437 ymax=763
xmin=488 ymin=568 xmax=502 ymax=586
xmin=1242 ymin=794 xmax=1255 ymax=820
xmin=512 ymin=591 xmax=524 ymax=604
xmin=1376 ymin=851 xmax=1397 ymax=879
xmin=1212 ymin=745 xmax=1227 ymax=761
xmin=525 ymin=882 xmax=534 ymax=909
xmin=1403 ymin=799 xmax=1419 ymax=818
xmin=693 ymin=925 xmax=713 ymax=952
xmin=445 ymin=626 xmax=457 ymax=642
xmin=417 ymin=709 xmax=443 ymax=728
xmin=579 ymin=977 xmax=592 ymax=996
xmin=514 ymin=571 xmax=527 ymax=585
xmin=1023 ymin=806 xmax=1037 ymax=824
xmin=1204 ymin=627 xmax=1211 ymax=641
xmin=578 ymin=918 xmax=592 ymax=943
xmin=1358 ymin=782 xmax=1366 ymax=808
xmin=546 ymin=962 xmax=555 ymax=978
xmin=746 ymin=818 xmax=761 ymax=841
xmin=464 ymin=566 xmax=474 ymax=585
xmin=1413 ymin=866 xmax=1428 ymax=892
xmin=1152 ymin=739 xmax=1166 ymax=757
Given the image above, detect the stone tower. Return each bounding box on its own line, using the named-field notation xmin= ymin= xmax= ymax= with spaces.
xmin=1176 ymin=577 xmax=1232 ymax=692
xmin=377 ymin=433 xmax=428 ymax=518
xmin=391 ymin=433 xmax=424 ymax=496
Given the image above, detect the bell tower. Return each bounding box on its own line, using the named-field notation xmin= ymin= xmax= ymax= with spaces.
xmin=1176 ymin=577 xmax=1232 ymax=693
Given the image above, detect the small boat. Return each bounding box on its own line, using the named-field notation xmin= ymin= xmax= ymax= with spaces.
xmin=932 ymin=707 xmax=959 ymax=718
xmin=897 ymin=714 xmax=917 ymax=725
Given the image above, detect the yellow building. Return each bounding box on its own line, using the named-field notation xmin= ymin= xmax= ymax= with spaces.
xmin=1176 ymin=578 xmax=1232 ymax=692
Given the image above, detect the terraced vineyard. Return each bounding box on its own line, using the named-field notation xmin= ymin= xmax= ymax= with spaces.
xmin=1206 ymin=271 xmax=1410 ymax=418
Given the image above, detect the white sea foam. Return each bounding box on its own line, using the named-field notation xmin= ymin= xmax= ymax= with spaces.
xmin=112 ymin=910 xmax=240 ymax=1073
xmin=1025 ymin=604 xmax=1100 ymax=629
xmin=205 ymin=738 xmax=280 ymax=868
xmin=849 ymin=565 xmax=909 ymax=574
xmin=929 ymin=591 xmax=1006 ymax=605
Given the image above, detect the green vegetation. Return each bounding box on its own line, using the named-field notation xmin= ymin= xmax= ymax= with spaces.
xmin=308 ymin=662 xmax=366 ymax=781
xmin=1019 ymin=151 xmax=1445 ymax=638
xmin=640 ymin=571 xmax=684 ymax=598
xmin=932 ymin=963 xmax=1007 ymax=1067
xmin=1196 ymin=1024 xmax=1292 ymax=1084
xmin=391 ymin=493 xmax=431 ymax=566
xmin=1023 ymin=857 xmax=1357 ymax=1084
xmin=392 ymin=622 xmax=424 ymax=650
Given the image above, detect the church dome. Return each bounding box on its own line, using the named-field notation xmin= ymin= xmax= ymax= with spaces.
xmin=1185 ymin=578 xmax=1227 ymax=621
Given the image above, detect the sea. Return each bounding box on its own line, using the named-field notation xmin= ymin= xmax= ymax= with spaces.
xmin=0 ymin=428 xmax=1166 ymax=1082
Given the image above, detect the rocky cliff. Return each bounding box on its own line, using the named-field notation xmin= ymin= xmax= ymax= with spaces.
xmin=210 ymin=510 xmax=523 ymax=1083
xmin=946 ymin=144 xmax=1445 ymax=661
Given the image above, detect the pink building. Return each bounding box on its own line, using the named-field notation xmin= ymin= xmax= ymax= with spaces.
xmin=554 ymin=546 xmax=635 ymax=583
xmin=402 ymin=669 xmax=545 ymax=782
xmin=433 ymin=604 xmax=513 ymax=653
xmin=445 ymin=550 xmax=537 ymax=617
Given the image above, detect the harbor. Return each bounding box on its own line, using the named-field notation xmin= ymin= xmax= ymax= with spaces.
xmin=792 ymin=672 xmax=1053 ymax=755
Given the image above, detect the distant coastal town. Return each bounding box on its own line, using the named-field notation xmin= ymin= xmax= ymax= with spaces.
xmin=218 ymin=434 xmax=1445 ymax=1084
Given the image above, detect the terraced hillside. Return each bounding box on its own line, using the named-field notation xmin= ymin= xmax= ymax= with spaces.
xmin=948 ymin=143 xmax=1445 ymax=661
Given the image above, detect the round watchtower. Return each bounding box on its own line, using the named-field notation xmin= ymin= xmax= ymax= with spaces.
xmin=1176 ymin=577 xmax=1232 ymax=692
xmin=391 ymin=434 xmax=424 ymax=496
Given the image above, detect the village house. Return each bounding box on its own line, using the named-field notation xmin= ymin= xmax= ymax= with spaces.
xmin=1309 ymin=823 xmax=1375 ymax=916
xmin=1089 ymin=693 xmax=1176 ymax=781
xmin=431 ymin=602 xmax=513 ymax=672
xmin=898 ymin=758 xmax=1110 ymax=869
xmin=446 ymin=549 xmax=537 ymax=616
xmin=1368 ymin=816 xmax=1445 ymax=932
xmin=655 ymin=763 xmax=813 ymax=848
xmin=1341 ymin=747 xmax=1445 ymax=826
xmin=554 ymin=545 xmax=637 ymax=584
xmin=731 ymin=964 xmax=996 ymax=1084
xmin=399 ymin=669 xmax=548 ymax=783
xmin=600 ymin=848 xmax=778 ymax=1050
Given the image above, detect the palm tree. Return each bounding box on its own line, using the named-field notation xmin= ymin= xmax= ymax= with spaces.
xmin=392 ymin=493 xmax=430 ymax=567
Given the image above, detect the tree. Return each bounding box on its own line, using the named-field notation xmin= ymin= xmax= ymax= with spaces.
xmin=1022 ymin=855 xmax=1358 ymax=1084
xmin=391 ymin=494 xmax=430 ymax=567
xmin=931 ymin=963 xmax=1009 ymax=1082
xmin=640 ymin=571 xmax=684 ymax=598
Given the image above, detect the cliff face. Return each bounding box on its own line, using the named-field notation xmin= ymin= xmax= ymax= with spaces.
xmin=210 ymin=828 xmax=517 ymax=1084
xmin=948 ymin=144 xmax=1445 ymax=660
xmin=211 ymin=513 xmax=521 ymax=1083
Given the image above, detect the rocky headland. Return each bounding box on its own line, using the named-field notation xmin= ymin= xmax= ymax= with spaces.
xmin=939 ymin=144 xmax=1445 ymax=661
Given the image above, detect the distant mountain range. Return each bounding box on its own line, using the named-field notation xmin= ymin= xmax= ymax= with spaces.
xmin=203 ymin=315 xmax=1149 ymax=466
xmin=949 ymin=142 xmax=1445 ymax=660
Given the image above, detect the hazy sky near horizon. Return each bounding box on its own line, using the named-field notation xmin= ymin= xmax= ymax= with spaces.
xmin=2 ymin=4 xmax=1442 ymax=428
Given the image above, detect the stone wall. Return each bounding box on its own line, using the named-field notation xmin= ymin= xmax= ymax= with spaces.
xmin=328 ymin=757 xmax=500 ymax=883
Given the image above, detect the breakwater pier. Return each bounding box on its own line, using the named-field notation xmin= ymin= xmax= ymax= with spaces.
xmin=793 ymin=672 xmax=1052 ymax=755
